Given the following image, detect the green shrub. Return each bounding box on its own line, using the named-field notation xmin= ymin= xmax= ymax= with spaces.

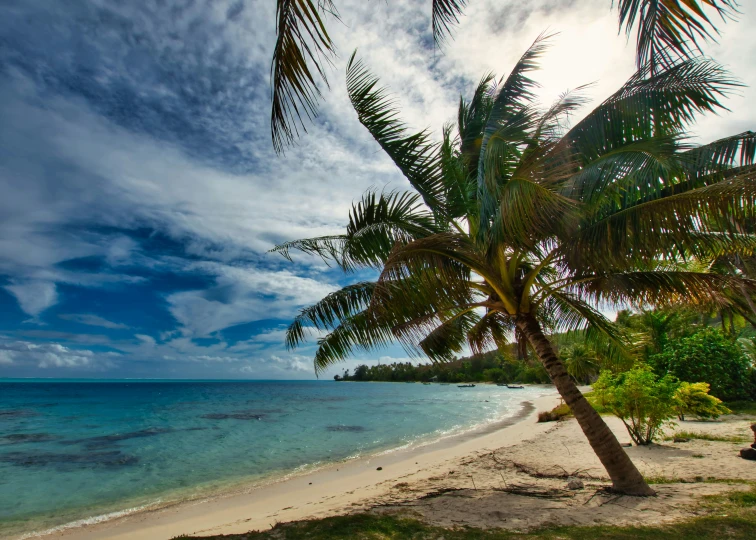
xmin=482 ymin=368 xmax=506 ymax=382
xmin=537 ymin=403 xmax=572 ymax=422
xmin=673 ymin=382 xmax=731 ymax=421
xmin=593 ymin=366 xmax=679 ymax=445
xmin=519 ymin=364 xmax=550 ymax=384
xmin=649 ymin=328 xmax=752 ymax=401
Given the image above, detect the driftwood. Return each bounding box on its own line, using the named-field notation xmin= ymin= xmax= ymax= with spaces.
xmin=490 ymin=453 xmax=599 ymax=480
xmin=493 ymin=483 xmax=573 ymax=499
xmin=416 ymin=488 xmax=464 ymax=500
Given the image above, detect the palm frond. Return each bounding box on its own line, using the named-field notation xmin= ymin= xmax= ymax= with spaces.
xmin=432 ymin=0 xmax=467 ymax=46
xmin=376 ymin=233 xmax=498 ymax=306
xmin=534 ymin=84 xmax=594 ymax=141
xmin=492 ymin=174 xmax=578 ymax=249
xmin=477 ymin=33 xmax=553 ymax=226
xmin=538 ymin=290 xmax=634 ymax=366
xmin=566 ymin=135 xmax=686 ymax=206
xmin=458 ymin=73 xmax=496 ymax=170
xmin=271 ymin=190 xmax=438 ymax=270
xmin=574 ymin=270 xmax=756 ymax=310
xmin=681 ymin=130 xmax=756 ymax=177
xmin=286 ymin=281 xmax=375 ymax=350
xmin=313 ymin=310 xmax=395 ymax=373
xmin=562 ymin=172 xmax=756 ymax=270
xmin=272 ymin=235 xmax=348 ymax=265
xmin=271 ymin=0 xmax=338 ymax=153
xmin=416 ymin=309 xmax=480 ymax=362
xmin=346 ymin=52 xmax=446 ymax=211
xmin=564 ymin=57 xmax=739 ymax=167
xmin=467 ymin=311 xmax=513 ymax=355
xmin=615 ymin=0 xmax=740 ymax=72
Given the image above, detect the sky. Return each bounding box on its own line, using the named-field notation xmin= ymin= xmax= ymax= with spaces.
xmin=0 ymin=0 xmax=754 ymax=379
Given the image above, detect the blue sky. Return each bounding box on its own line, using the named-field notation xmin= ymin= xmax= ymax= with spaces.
xmin=1 ymin=0 xmax=754 ymax=379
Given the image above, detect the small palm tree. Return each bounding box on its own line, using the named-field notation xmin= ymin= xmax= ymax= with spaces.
xmin=563 ymin=343 xmax=599 ymax=385
xmin=274 ymin=35 xmax=756 ymax=494
xmin=270 ymin=0 xmax=739 ymax=151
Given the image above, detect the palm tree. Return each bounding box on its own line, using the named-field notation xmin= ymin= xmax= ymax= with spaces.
xmin=563 ymin=343 xmax=599 ymax=385
xmin=270 ymin=0 xmax=739 ymax=152
xmin=274 ymin=35 xmax=756 ymax=494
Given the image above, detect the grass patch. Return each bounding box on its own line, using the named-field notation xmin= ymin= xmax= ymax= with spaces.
xmin=664 ymin=431 xmax=749 ymax=443
xmin=645 ymin=476 xmax=752 ymax=485
xmin=537 ymin=403 xmax=571 ymax=422
xmin=537 ymin=392 xmax=613 ymax=423
xmin=183 ymin=486 xmax=756 ymax=539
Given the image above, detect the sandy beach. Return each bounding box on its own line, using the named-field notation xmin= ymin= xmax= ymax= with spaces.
xmin=25 ymin=392 xmax=558 ymax=540
xmin=27 ymin=390 xmax=756 ymax=539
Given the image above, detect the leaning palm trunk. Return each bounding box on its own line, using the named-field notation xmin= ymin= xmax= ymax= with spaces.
xmin=517 ymin=314 xmax=654 ymax=495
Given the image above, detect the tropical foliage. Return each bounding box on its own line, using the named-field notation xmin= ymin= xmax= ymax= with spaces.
xmin=593 ymin=366 xmax=680 ymax=445
xmin=275 ymin=26 xmax=756 ymax=493
xmin=269 ymin=0 xmax=740 ymax=151
xmin=334 ymin=351 xmax=550 ymax=383
xmin=649 ymin=327 xmax=754 ymax=401
xmin=673 ymin=381 xmax=731 ymax=421
xmin=563 ymin=343 xmax=600 ymax=385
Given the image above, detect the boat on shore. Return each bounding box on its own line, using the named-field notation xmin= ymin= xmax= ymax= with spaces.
xmin=457 ymin=384 xmax=476 ymax=388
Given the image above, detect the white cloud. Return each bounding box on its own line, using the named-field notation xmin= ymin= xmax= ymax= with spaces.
xmin=4 ymin=281 xmax=58 ymax=316
xmin=0 ymin=339 xmax=114 ymax=370
xmin=166 ymin=262 xmax=337 ymax=337
xmin=0 ymin=350 xmax=14 ymax=365
xmin=39 ymin=346 xmax=94 ymax=368
xmin=58 ymin=313 xmax=130 ymax=329
xmin=270 ymin=354 xmax=311 ymax=372
xmin=135 ymin=334 xmax=157 ymax=346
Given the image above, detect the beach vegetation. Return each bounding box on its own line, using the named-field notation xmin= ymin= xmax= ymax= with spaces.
xmin=726 ymin=400 xmax=756 ymax=416
xmin=336 ymin=351 xmax=550 ymax=384
xmin=537 ymin=402 xmax=571 ymax=423
xmin=673 ymin=381 xmax=731 ymax=421
xmin=593 ymin=366 xmax=680 ymax=445
xmin=562 ymin=343 xmax=599 ymax=385
xmin=648 ymin=327 xmax=754 ymax=401
xmin=663 ymin=430 xmax=749 ymax=443
xmin=274 ymin=4 xmax=754 ymax=496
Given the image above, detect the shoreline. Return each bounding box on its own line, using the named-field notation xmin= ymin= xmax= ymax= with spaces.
xmin=25 ymin=390 xmax=561 ymax=540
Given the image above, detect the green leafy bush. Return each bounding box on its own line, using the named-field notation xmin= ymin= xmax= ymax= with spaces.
xmin=593 ymin=366 xmax=679 ymax=445
xmin=537 ymin=403 xmax=572 ymax=422
xmin=673 ymin=382 xmax=731 ymax=421
xmin=519 ymin=364 xmax=550 ymax=384
xmin=482 ymin=368 xmax=506 ymax=382
xmin=649 ymin=328 xmax=752 ymax=401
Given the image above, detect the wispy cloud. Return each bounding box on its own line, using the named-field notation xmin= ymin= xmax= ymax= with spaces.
xmin=0 ymin=0 xmax=753 ymax=378
xmin=58 ymin=313 xmax=130 ymax=330
xmin=4 ymin=281 xmax=58 ymax=317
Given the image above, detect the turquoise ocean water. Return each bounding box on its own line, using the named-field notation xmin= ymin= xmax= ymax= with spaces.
xmin=0 ymin=380 xmax=548 ymax=537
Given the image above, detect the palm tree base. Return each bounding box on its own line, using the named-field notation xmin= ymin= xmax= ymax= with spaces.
xmin=516 ymin=314 xmax=655 ymax=497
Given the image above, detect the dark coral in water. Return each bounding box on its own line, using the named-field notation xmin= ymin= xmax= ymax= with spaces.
xmin=0 ymin=450 xmax=138 ymax=469
xmin=326 ymin=425 xmax=366 ymax=432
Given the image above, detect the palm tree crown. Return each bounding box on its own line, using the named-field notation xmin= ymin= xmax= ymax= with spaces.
xmin=274 ymin=36 xmax=755 ymax=494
